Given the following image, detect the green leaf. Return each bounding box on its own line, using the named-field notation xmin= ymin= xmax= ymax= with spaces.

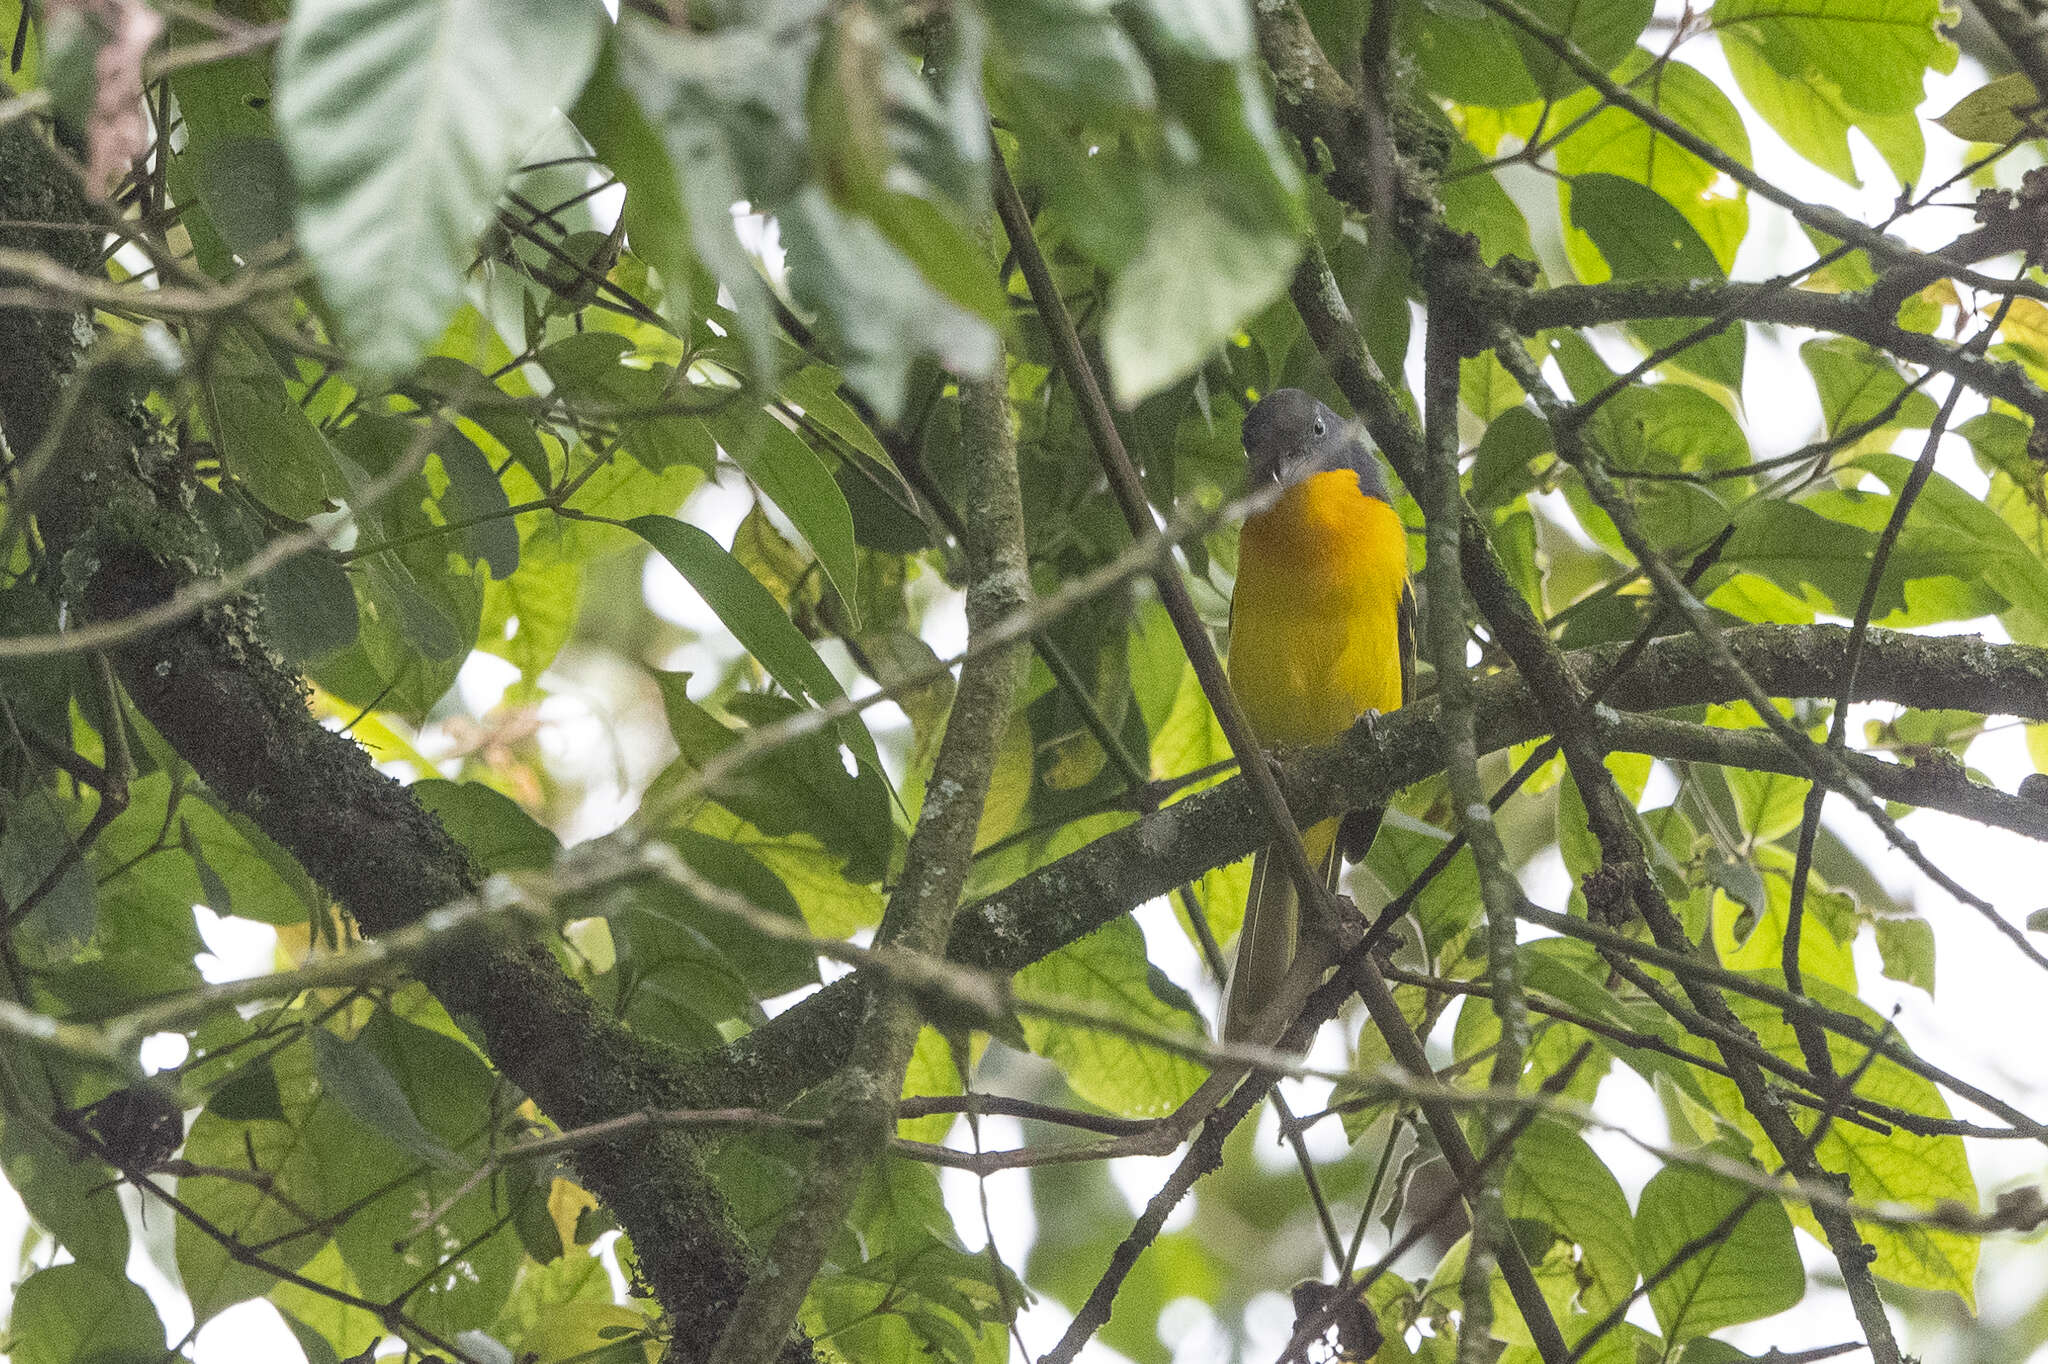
xmin=807 ymin=1158 xmax=1018 ymax=1364
xmin=310 ymin=1023 xmax=468 ymax=1172
xmin=604 ymin=881 xmax=772 ymax=1046
xmin=1711 ymin=850 xmax=1860 ymax=995
xmin=538 ymin=332 xmax=717 ymax=474
xmin=179 ymin=1031 xmax=331 ymax=1319
xmin=780 ymin=186 xmax=1001 ymax=421
xmin=985 ymin=0 xmax=1156 ymax=113
xmin=1635 ymin=1163 xmax=1803 ymax=1339
xmin=1697 ymin=980 xmax=1980 ymax=1304
xmin=1801 ymin=337 xmax=1938 ymax=439
xmin=1936 ymin=72 xmax=2044 ymax=144
xmin=1849 ymin=452 xmax=2048 ymax=644
xmin=0 ymin=1071 xmax=128 ymax=1270
xmin=1583 ymin=382 xmax=1749 ymax=477
xmin=1723 ymin=766 xmax=1810 ymax=845
xmin=412 ymin=356 xmax=554 ymax=487
xmin=1715 ymin=12 xmax=1940 ymax=186
xmin=705 ymin=407 xmax=861 ymax=620
xmin=95 ymin=773 xmax=320 ymax=928
xmin=478 ymin=522 xmax=582 ymax=698
xmin=316 ymin=1011 xmax=522 ymax=1336
xmin=661 ymin=829 xmax=823 ymax=998
xmin=1513 ymin=0 xmax=1655 ymax=100
xmin=202 ymin=323 xmax=349 ymax=520
xmin=692 ymin=803 xmax=887 ymax=938
xmin=209 ymin=1062 xmax=286 ymax=1123
xmin=1874 ymin=913 xmax=1936 ymax=995
xmin=274 ymin=0 xmax=608 ymax=375
xmin=593 ymin=14 xmax=808 ymax=385
xmin=629 ymin=515 xmax=883 ymax=777
xmin=1714 ymin=497 xmax=2001 ymax=625
xmin=1105 ymin=178 xmax=1305 ymax=406
xmin=1501 ymin=1120 xmax=1638 ymax=1314
xmin=1572 ymin=166 xmax=1720 ymax=274
xmin=1552 ymin=53 xmax=1751 ymax=272
xmin=8 ymin=1264 xmax=166 ymax=1364
xmin=1711 ymin=0 xmax=1956 ymax=118
xmin=413 ymin=779 xmax=561 ymax=873
xmin=0 ymin=788 xmax=96 ymax=964
xmin=433 ymin=428 xmax=519 ymax=580
xmin=1016 ymin=917 xmax=1208 ymax=1117
xmin=653 ymin=681 xmax=893 ymax=884
xmin=1565 ymin=172 xmax=1744 ymax=388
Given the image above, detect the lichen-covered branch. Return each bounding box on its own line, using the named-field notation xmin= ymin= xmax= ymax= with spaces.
xmin=706 ymin=621 xmax=2048 ymax=1107
xmin=707 ymin=329 xmax=1029 ymax=1363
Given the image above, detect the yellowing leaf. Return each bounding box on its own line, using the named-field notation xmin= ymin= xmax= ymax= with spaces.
xmin=549 ymin=1178 xmax=600 ymax=1252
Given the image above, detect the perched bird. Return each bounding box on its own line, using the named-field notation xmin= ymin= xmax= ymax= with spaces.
xmin=1222 ymin=389 xmax=1415 ymax=1043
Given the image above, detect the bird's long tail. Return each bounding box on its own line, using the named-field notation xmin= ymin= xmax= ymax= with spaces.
xmin=1222 ymin=814 xmax=1357 ymax=1043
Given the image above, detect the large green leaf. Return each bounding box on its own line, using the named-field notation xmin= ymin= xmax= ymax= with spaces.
xmin=653 ymin=681 xmax=892 ymax=884
xmin=704 ymin=407 xmax=861 ymax=620
xmin=780 ymin=186 xmax=1001 ymax=421
xmin=274 ymin=0 xmax=608 ymax=374
xmin=1105 ymin=176 xmax=1305 ymax=406
xmin=538 ymin=332 xmax=718 ymax=474
xmin=1582 ymin=382 xmax=1750 ymax=477
xmin=0 ymin=1066 xmax=128 ymax=1272
xmin=1552 ymin=53 xmax=1750 ymax=272
xmin=1565 ymin=172 xmax=1744 ymax=388
xmin=1016 ymin=916 xmax=1208 ymax=1117
xmin=8 ymin=1264 xmax=166 ymax=1364
xmin=1715 ymin=3 xmax=1943 ymax=185
xmin=413 ymin=779 xmax=561 ymax=873
xmin=310 ymin=1023 xmax=467 ymax=1173
xmin=629 ymin=515 xmax=883 ymax=777
xmin=317 ymin=1011 xmax=522 ymax=1337
xmin=589 ymin=12 xmax=816 ymax=384
xmin=983 ymin=0 xmax=1157 ymax=114
xmin=1711 ymin=0 xmax=1955 ymax=117
xmin=1634 ymin=1163 xmax=1803 ymax=1339
xmin=1800 ymin=338 xmax=1938 ymax=440
xmin=0 ymin=787 xmax=95 ymax=964
xmin=202 ymin=324 xmax=349 ymax=520
xmin=1696 ymin=979 xmax=1980 ymax=1304
xmin=1501 ymin=1120 xmax=1638 ymax=1315
xmin=1846 ymin=452 xmax=2048 ymax=645
xmin=178 ymin=1028 xmax=335 ymax=1320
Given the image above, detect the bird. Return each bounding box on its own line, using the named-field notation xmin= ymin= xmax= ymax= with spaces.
xmin=1221 ymin=388 xmax=1415 ymax=1043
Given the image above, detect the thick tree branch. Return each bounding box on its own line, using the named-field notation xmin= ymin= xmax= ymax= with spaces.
xmin=1500 ymin=281 xmax=2048 ymax=423
xmin=705 ymin=623 xmax=2048 ymax=1108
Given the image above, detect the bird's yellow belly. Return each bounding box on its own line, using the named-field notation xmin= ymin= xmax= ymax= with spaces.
xmin=1228 ymin=473 xmax=1408 ymax=750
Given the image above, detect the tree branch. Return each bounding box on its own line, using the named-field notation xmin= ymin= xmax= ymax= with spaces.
xmin=705 ymin=623 xmax=2048 ymax=1107
xmin=708 ymin=322 xmax=1028 ymax=1364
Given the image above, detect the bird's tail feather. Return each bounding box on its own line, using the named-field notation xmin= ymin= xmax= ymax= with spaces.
xmin=1222 ymin=817 xmax=1344 ymax=1043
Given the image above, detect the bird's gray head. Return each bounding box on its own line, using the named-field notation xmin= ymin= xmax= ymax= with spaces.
xmin=1240 ymin=389 xmax=1389 ymax=503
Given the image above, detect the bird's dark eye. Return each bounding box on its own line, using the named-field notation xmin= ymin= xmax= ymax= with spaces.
xmin=1312 ymin=417 xmax=1326 ymax=437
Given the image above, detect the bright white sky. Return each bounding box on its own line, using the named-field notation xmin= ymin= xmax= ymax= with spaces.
xmin=10 ymin=9 xmax=2047 ymax=1364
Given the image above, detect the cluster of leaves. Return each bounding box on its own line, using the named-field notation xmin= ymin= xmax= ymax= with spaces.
xmin=0 ymin=0 xmax=2045 ymax=1360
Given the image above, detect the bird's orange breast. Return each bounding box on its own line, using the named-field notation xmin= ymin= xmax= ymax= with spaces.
xmin=1228 ymin=470 xmax=1409 ymax=750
